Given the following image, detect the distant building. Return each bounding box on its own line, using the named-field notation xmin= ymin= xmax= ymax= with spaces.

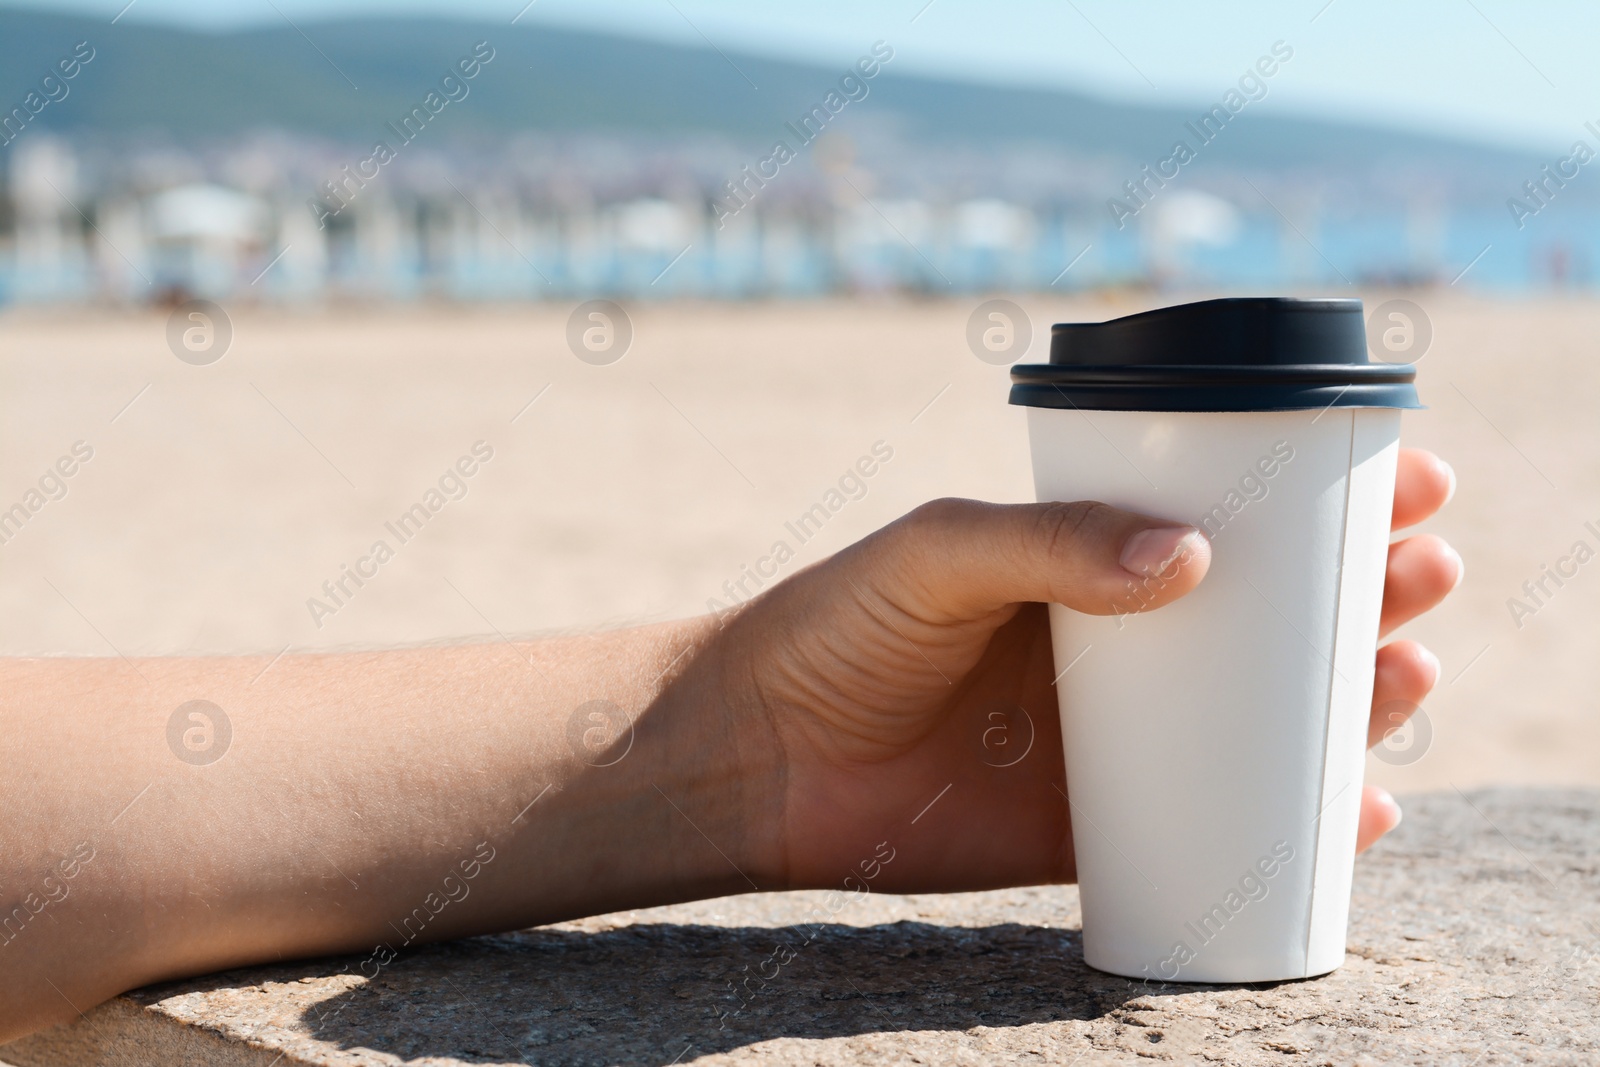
xmin=0 ymin=132 xmax=1574 ymax=305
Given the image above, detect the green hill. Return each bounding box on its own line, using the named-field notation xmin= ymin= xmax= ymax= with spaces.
xmin=0 ymin=5 xmax=1530 ymax=181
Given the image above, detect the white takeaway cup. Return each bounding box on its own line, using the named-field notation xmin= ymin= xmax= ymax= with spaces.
xmin=1009 ymin=298 xmax=1419 ymax=983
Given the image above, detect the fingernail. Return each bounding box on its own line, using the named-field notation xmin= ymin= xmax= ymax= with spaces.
xmin=1439 ymin=458 xmax=1457 ymax=506
xmin=1418 ymin=645 xmax=1442 ymax=688
xmin=1383 ymin=791 xmax=1403 ymax=829
xmin=1120 ymin=526 xmax=1201 ymax=578
xmin=1445 ymin=542 xmax=1465 ymax=590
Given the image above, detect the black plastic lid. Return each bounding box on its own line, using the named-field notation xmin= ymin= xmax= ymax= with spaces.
xmin=1009 ymin=297 xmax=1420 ymax=412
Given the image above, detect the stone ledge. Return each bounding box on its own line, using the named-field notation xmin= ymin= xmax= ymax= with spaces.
xmin=6 ymin=788 xmax=1598 ymax=1066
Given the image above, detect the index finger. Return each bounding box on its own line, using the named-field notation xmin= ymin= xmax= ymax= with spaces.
xmin=1392 ymin=448 xmax=1455 ymax=531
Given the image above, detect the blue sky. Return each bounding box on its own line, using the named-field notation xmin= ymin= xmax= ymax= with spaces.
xmin=7 ymin=0 xmax=1594 ymax=153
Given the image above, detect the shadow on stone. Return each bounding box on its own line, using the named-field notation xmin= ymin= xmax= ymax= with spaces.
xmin=10 ymin=790 xmax=1597 ymax=1067
xmin=297 ymin=920 xmax=1147 ymax=1066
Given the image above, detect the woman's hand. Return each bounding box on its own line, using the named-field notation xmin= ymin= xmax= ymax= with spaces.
xmin=0 ymin=447 xmax=1457 ymax=1044
xmin=723 ymin=448 xmax=1459 ymax=894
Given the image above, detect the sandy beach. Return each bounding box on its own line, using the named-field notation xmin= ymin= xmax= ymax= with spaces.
xmin=1 ymin=293 xmax=1594 ymax=798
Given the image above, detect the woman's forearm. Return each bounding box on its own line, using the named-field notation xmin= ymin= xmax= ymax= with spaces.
xmin=0 ymin=616 xmax=777 ymax=1042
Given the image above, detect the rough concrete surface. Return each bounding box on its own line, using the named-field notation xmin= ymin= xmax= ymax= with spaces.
xmin=5 ymin=788 xmax=1598 ymax=1066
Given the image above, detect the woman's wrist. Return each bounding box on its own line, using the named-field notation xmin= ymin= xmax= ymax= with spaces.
xmin=444 ymin=612 xmax=790 ymax=926
xmin=622 ymin=613 xmax=791 ymax=899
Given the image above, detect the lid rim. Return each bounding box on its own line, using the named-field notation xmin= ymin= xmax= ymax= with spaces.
xmin=1009 ymin=379 xmax=1421 ymax=412
xmin=1011 ymin=362 xmax=1417 ymax=382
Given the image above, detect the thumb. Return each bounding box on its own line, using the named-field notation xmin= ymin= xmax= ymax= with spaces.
xmin=871 ymin=498 xmax=1211 ymax=623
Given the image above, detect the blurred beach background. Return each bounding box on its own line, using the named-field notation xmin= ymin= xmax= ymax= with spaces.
xmin=1 ymin=0 xmax=1596 ymax=799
